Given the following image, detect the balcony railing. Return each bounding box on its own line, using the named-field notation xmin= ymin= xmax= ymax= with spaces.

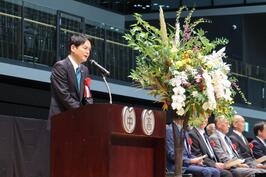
xmin=1 ymin=0 xmax=266 ymax=109
xmin=0 ymin=0 xmax=137 ymax=83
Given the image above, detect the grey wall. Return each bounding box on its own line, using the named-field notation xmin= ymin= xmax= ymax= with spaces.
xmin=23 ymin=0 xmax=125 ymax=28
xmin=126 ymin=4 xmax=266 ymax=21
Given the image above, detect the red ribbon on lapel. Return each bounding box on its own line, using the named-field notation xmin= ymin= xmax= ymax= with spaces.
xmin=232 ymin=143 xmax=237 ymax=150
xmin=188 ymin=137 xmax=193 ymax=145
xmin=84 ymin=77 xmax=91 ymax=87
xmin=249 ymin=143 xmax=254 ymax=150
xmin=84 ymin=77 xmax=92 ymax=98
xmin=210 ymin=140 xmax=216 ymax=147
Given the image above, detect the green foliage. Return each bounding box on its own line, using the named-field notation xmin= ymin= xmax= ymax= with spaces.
xmin=124 ymin=7 xmax=248 ymax=124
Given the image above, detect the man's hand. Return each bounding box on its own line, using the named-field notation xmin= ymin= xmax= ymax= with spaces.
xmin=215 ymin=163 xmax=225 ymax=169
xmin=237 ymin=163 xmax=249 ymax=168
xmin=190 ymin=157 xmax=203 ymax=166
xmin=256 ymin=163 xmax=266 ymax=169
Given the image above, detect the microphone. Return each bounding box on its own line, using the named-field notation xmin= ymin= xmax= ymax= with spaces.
xmin=89 ymin=59 xmax=112 ymax=104
xmin=90 ymin=59 xmax=110 ymax=76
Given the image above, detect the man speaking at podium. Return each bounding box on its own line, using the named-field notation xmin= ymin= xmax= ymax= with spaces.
xmin=48 ymin=34 xmax=93 ymax=129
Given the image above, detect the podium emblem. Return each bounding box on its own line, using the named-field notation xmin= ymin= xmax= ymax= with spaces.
xmin=141 ymin=109 xmax=155 ymax=135
xmin=122 ymin=106 xmax=136 ymax=133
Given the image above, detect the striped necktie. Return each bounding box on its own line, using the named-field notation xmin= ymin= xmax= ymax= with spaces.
xmin=203 ymin=133 xmax=217 ymax=161
xmin=224 ymin=136 xmax=239 ymax=158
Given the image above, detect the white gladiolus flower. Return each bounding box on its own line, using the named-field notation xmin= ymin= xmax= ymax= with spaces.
xmin=170 ymin=72 xmax=188 ymax=114
xmin=220 ymin=62 xmax=231 ymax=73
xmin=202 ymin=102 xmax=209 ymax=110
xmin=172 ymin=95 xmax=185 ymax=102
xmin=171 ymin=102 xmax=183 ymax=110
xmin=173 ymin=87 xmax=185 ymax=94
xmin=202 ymin=72 xmax=217 ymax=110
xmin=174 ymin=22 xmax=180 ymax=45
xmin=210 ymin=69 xmax=232 ymax=101
xmin=204 ymin=47 xmax=226 ymax=68
xmin=170 ymin=78 xmax=181 ymax=87
xmin=177 ymin=108 xmax=185 ymax=115
xmin=192 ymin=91 xmax=198 ymax=97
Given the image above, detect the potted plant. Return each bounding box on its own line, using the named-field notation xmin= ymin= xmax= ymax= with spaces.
xmin=124 ymin=7 xmax=248 ymax=177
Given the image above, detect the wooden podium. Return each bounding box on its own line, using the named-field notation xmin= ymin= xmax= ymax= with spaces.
xmin=51 ymin=104 xmax=166 ymax=177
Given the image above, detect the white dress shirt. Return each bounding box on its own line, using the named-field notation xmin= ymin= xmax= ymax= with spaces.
xmin=68 ymin=55 xmax=79 ymax=72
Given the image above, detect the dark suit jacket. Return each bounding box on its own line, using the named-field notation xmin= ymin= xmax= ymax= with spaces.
xmin=48 ymin=57 xmax=93 ymax=127
xmin=229 ymin=131 xmax=252 ymax=159
xmin=166 ymin=123 xmax=195 ymax=172
xmin=189 ymin=127 xmax=217 ymax=167
xmin=251 ymin=137 xmax=266 ymax=159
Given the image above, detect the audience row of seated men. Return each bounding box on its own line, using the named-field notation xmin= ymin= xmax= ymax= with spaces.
xmin=166 ymin=114 xmax=266 ymax=177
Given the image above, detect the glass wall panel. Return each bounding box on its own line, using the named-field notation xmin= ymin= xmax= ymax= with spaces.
xmin=23 ymin=1 xmax=57 ymax=66
xmin=0 ymin=0 xmax=22 ymax=61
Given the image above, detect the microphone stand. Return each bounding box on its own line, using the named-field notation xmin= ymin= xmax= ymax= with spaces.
xmin=101 ymin=73 xmax=112 ymax=104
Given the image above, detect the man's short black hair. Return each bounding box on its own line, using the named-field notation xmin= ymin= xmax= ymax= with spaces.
xmin=68 ymin=34 xmax=93 ymax=52
xmin=253 ymin=122 xmax=265 ymax=136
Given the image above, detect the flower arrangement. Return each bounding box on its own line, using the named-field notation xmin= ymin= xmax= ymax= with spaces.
xmin=124 ymin=7 xmax=248 ymax=125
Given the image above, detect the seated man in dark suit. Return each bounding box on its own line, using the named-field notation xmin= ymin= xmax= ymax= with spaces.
xmin=189 ymin=117 xmax=233 ymax=177
xmin=166 ymin=120 xmax=220 ymax=177
xmin=251 ymin=122 xmax=266 ymax=159
xmin=209 ymin=115 xmax=266 ymax=177
xmin=229 ymin=115 xmax=266 ymax=169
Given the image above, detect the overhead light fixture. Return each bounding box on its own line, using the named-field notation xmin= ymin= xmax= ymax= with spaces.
xmin=232 ymin=24 xmax=237 ymax=30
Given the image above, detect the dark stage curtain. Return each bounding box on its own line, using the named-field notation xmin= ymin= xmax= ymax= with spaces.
xmin=0 ymin=115 xmax=49 ymax=177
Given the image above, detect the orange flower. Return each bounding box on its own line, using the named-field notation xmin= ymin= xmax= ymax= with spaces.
xmin=163 ymin=101 xmax=169 ymax=111
xmin=183 ymin=52 xmax=190 ymax=60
